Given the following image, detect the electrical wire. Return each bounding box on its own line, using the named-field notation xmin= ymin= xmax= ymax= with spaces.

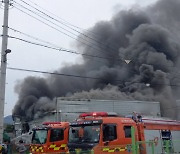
xmin=20 ymin=0 xmax=122 ymax=53
xmin=18 ymin=0 xmax=99 ymax=40
xmin=27 ymin=0 xmax=102 ymax=38
xmin=13 ymin=1 xmax=121 ymax=59
xmin=9 ymin=1 xmax=180 ymax=81
xmin=2 ymin=0 xmax=179 ymax=116
xmin=8 ymin=27 xmax=121 ymax=62
xmin=8 ymin=26 xmax=180 ymax=81
xmin=12 ymin=2 xmax=179 ymax=71
xmin=7 ymin=28 xmax=138 ymax=75
xmin=7 ymin=66 xmax=180 ymax=87
xmin=8 ymin=27 xmax=60 ymax=48
xmin=7 ymin=66 xmax=122 ymax=81
xmin=12 ymin=5 xmax=119 ymax=61
xmin=9 ymin=26 xmax=180 ymax=79
xmin=8 ymin=27 xmax=125 ymax=62
xmin=6 ymin=66 xmax=180 ymax=115
xmin=7 ymin=28 xmax=106 ymax=64
xmin=8 ymin=29 xmax=180 ymax=80
xmin=13 ymin=1 xmax=180 ymax=70
xmin=8 ymin=35 xmax=125 ymax=62
xmin=12 ymin=4 xmax=84 ymax=40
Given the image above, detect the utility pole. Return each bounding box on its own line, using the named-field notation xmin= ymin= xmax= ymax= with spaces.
xmin=0 ymin=0 xmax=10 ymax=144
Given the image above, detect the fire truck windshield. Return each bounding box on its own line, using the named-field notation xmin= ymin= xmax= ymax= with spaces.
xmin=69 ymin=125 xmax=100 ymax=143
xmin=32 ymin=129 xmax=48 ymax=144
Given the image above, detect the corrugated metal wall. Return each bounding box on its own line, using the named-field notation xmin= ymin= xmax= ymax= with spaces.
xmin=57 ymin=99 xmax=161 ymax=121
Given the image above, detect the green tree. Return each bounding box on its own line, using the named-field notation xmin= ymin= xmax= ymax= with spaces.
xmin=5 ymin=124 xmax=14 ymax=133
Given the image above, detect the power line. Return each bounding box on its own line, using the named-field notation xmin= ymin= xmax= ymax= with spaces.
xmin=13 ymin=0 xmax=180 ymax=71
xmin=27 ymin=0 xmax=100 ymax=37
xmin=7 ymin=66 xmax=119 ymax=81
xmin=8 ymin=27 xmax=180 ymax=79
xmin=7 ymin=66 xmax=180 ymax=87
xmin=12 ymin=5 xmax=118 ymax=60
xmin=3 ymin=66 xmax=157 ymax=84
xmin=19 ymin=0 xmax=122 ymax=55
xmin=10 ymin=1 xmax=180 ymax=77
xmin=8 ymin=26 xmax=60 ymax=48
xmin=8 ymin=35 xmax=124 ymax=62
xmin=9 ymin=26 xmax=180 ymax=76
xmin=9 ymin=35 xmax=62 ymax=50
xmin=18 ymin=0 xmax=97 ymax=39
xmin=7 ymin=28 xmax=180 ymax=79
xmin=6 ymin=28 xmax=153 ymax=78
xmin=8 ymin=27 xmax=124 ymax=61
xmin=8 ymin=28 xmax=107 ymax=64
xmin=8 ymin=34 xmax=180 ymax=89
xmin=13 ymin=1 xmax=121 ymax=58
xmin=5 ymin=66 xmax=146 ymax=85
xmin=8 ymin=27 xmax=125 ymax=63
xmin=12 ymin=3 xmax=83 ymax=40
xmin=7 ymin=67 xmax=180 ymax=113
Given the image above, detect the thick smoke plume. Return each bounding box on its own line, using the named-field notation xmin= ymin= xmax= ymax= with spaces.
xmin=13 ymin=0 xmax=180 ymax=120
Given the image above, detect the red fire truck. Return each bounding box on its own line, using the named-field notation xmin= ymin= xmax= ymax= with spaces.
xmin=30 ymin=122 xmax=69 ymax=153
xmin=68 ymin=112 xmax=180 ymax=154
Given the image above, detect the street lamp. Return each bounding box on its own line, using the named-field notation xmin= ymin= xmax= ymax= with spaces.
xmin=3 ymin=49 xmax=11 ymax=62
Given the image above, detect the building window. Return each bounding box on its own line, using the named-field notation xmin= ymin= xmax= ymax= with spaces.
xmin=103 ymin=124 xmax=117 ymax=141
xmin=124 ymin=126 xmax=132 ymax=138
xmin=50 ymin=129 xmax=64 ymax=142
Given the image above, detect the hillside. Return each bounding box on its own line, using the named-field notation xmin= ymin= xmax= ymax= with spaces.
xmin=4 ymin=115 xmax=13 ymax=124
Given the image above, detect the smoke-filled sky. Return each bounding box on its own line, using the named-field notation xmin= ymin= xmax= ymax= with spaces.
xmin=1 ymin=0 xmax=180 ymax=119
xmin=1 ymin=0 xmax=138 ymax=117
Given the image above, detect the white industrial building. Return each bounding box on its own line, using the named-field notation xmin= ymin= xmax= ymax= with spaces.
xmin=27 ymin=99 xmax=161 ymax=129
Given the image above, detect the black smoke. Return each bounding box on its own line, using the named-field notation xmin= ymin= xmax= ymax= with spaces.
xmin=13 ymin=0 xmax=180 ymax=120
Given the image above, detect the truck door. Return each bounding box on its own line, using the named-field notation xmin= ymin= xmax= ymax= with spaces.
xmin=47 ymin=128 xmax=67 ymax=152
xmin=122 ymin=125 xmax=136 ymax=153
xmin=103 ymin=124 xmax=117 ymax=142
xmin=102 ymin=124 xmax=127 ymax=153
xmin=123 ymin=126 xmax=132 ymax=141
xmin=102 ymin=124 xmax=134 ymax=153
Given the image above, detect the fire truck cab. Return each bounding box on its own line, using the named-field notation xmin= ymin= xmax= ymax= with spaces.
xmin=30 ymin=122 xmax=69 ymax=153
xmin=68 ymin=112 xmax=180 ymax=154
